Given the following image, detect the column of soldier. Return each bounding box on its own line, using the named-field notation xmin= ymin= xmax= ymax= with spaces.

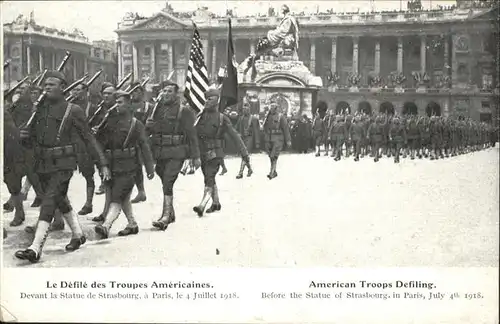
xmin=3 ymin=55 xmax=294 ymax=264
xmin=310 ymin=101 xmax=498 ymax=163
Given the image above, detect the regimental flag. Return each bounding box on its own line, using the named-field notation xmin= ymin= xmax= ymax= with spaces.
xmin=184 ymin=23 xmax=209 ymax=113
xmin=218 ymin=18 xmax=238 ymax=112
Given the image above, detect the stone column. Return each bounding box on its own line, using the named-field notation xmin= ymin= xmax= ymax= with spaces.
xmin=26 ymin=45 xmax=32 ymax=75
xmin=150 ymin=42 xmax=156 ymax=82
xmin=310 ymin=38 xmax=316 ymax=74
xmin=374 ymin=39 xmax=381 ymax=74
xmin=443 ymin=35 xmax=449 ymax=75
xmin=168 ymin=41 xmax=174 ymax=75
xmin=212 ymin=40 xmax=217 ymax=77
xmin=397 ymin=36 xmax=403 ymax=73
xmin=132 ymin=43 xmax=139 ymax=80
xmin=331 ymin=37 xmax=337 ymax=73
xmin=38 ymin=50 xmax=44 ymax=71
xmin=250 ymin=39 xmax=256 ymax=55
xmin=117 ymin=41 xmax=122 ymax=80
xmin=420 ymin=35 xmax=426 ymax=73
xmin=352 ymin=37 xmax=359 ymax=74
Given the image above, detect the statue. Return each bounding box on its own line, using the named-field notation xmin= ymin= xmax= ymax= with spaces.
xmin=242 ymin=5 xmax=299 ymax=82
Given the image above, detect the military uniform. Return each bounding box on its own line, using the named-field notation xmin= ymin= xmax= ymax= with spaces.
xmin=348 ymin=116 xmax=365 ymax=161
xmin=94 ymin=100 xmax=154 ymax=239
xmin=15 ymin=71 xmax=108 ymax=263
xmin=329 ymin=115 xmax=348 ymax=161
xmin=312 ymin=113 xmax=326 ymax=157
xmin=323 ymin=113 xmax=335 ymax=156
xmin=441 ymin=118 xmax=452 ymax=157
xmin=235 ymin=111 xmax=260 ymax=178
xmin=389 ymin=117 xmax=407 ymax=163
xmin=263 ymin=107 xmax=291 ymax=179
xmin=147 ymin=82 xmax=200 ymax=230
xmin=344 ymin=114 xmax=354 ymax=157
xmin=418 ymin=117 xmax=431 ymax=158
xmin=406 ymin=116 xmax=421 ymax=159
xmin=429 ymin=116 xmax=443 ymax=160
xmin=367 ymin=116 xmax=385 ymax=162
xmin=192 ymin=88 xmax=249 ymax=216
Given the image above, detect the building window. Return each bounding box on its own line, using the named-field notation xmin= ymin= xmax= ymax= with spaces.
xmin=144 ymin=47 xmax=151 ymax=56
xmin=161 ymin=43 xmax=169 ymax=55
xmin=94 ymin=49 xmax=100 ymax=58
xmin=480 ymin=113 xmax=492 ymax=122
xmin=481 ymin=101 xmax=491 ymax=109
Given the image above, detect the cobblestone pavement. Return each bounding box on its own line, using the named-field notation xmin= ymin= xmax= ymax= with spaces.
xmin=2 ymin=147 xmax=499 ymax=267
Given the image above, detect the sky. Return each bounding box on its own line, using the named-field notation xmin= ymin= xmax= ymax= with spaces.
xmin=1 ymin=0 xmax=456 ymax=41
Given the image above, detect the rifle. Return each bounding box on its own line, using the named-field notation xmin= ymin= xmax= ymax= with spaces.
xmin=4 ymin=75 xmax=30 ymax=100
xmin=32 ymin=69 xmax=48 ymax=87
xmin=63 ymin=73 xmax=89 ymax=96
xmin=145 ymin=70 xmax=175 ymax=123
xmin=66 ymin=70 xmax=102 ymax=102
xmin=87 ymin=72 xmax=132 ymax=125
xmin=91 ymin=83 xmax=142 ymax=135
xmin=23 ymin=51 xmax=72 ymax=128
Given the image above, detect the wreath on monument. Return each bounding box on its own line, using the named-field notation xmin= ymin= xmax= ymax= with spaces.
xmin=390 ymin=72 xmax=407 ymax=86
xmin=327 ymin=70 xmax=340 ymax=85
xmin=347 ymin=73 xmax=362 ymax=86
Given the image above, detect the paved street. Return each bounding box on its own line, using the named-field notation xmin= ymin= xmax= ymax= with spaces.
xmin=2 ymin=147 xmax=499 ymax=268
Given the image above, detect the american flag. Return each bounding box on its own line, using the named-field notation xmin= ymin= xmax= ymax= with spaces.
xmin=184 ymin=23 xmax=209 ymax=113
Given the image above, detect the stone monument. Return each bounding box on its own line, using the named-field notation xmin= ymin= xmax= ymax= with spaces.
xmin=238 ymin=5 xmax=322 ymax=119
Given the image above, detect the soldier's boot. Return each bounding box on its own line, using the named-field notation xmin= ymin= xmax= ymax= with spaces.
xmin=374 ymin=147 xmax=380 ymax=162
xmin=62 ymin=210 xmax=86 ymax=251
xmin=324 ymin=144 xmax=329 ymax=156
xmin=95 ymin=182 xmax=105 ymax=195
xmin=315 ymin=145 xmax=321 ymax=157
xmin=118 ymin=198 xmax=139 ymax=236
xmin=20 ymin=179 xmax=32 ymax=201
xmin=267 ymin=158 xmax=274 ymax=179
xmin=270 ymin=158 xmax=278 ymax=179
xmin=219 ymin=161 xmax=228 ymax=176
xmin=78 ymin=182 xmax=94 ymax=215
xmin=3 ymin=197 xmax=14 ymax=213
xmin=354 ymin=151 xmax=360 ymax=162
xmin=180 ymin=160 xmax=189 ymax=175
xmin=93 ymin=186 xmax=110 ymax=222
xmin=236 ymin=160 xmax=246 ymax=179
xmin=345 ymin=144 xmax=351 ymax=158
xmin=193 ymin=187 xmax=213 ymax=217
xmin=95 ymin=203 xmax=121 ymax=239
xmin=131 ymin=180 xmax=147 ymax=204
xmin=153 ymin=195 xmax=175 ymax=231
xmin=334 ymin=149 xmax=341 ymax=161
xmin=9 ymin=194 xmax=25 ymax=227
xmin=439 ymin=149 xmax=444 ymax=159
xmin=394 ymin=148 xmax=400 ymax=163
xmin=15 ymin=220 xmax=50 ymax=263
xmin=207 ymin=184 xmax=222 ymax=213
xmin=410 ymin=149 xmax=415 ymax=160
xmin=330 ymin=144 xmax=335 ymax=157
xmin=31 ymin=196 xmax=42 ymax=207
xmin=49 ymin=210 xmax=65 ymax=231
xmin=246 ymin=161 xmax=253 ymax=177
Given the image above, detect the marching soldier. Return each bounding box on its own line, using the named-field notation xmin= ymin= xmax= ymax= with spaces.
xmin=70 ymin=83 xmax=96 ymax=215
xmin=406 ymin=115 xmax=421 ymax=160
xmin=129 ymin=82 xmax=152 ymax=204
xmin=91 ymin=83 xmax=117 ymax=222
xmin=235 ymin=101 xmax=260 ymax=179
xmin=441 ymin=117 xmax=452 ymax=158
xmin=15 ymin=71 xmax=110 ymax=264
xmin=323 ymin=109 xmax=335 ymax=156
xmin=429 ymin=116 xmax=443 ymax=160
xmin=367 ymin=115 xmax=385 ymax=162
xmin=94 ymin=90 xmax=155 ymax=239
xmin=262 ymin=100 xmax=291 ymax=179
xmin=329 ymin=115 xmax=348 ymax=161
xmin=312 ymin=101 xmax=327 ymax=157
xmin=389 ymin=115 xmax=407 ymax=163
xmin=348 ymin=115 xmax=365 ymax=161
xmin=145 ymin=80 xmax=200 ymax=230
xmin=193 ymin=88 xmax=250 ymax=216
xmin=418 ymin=116 xmax=431 ymax=158
xmin=344 ymin=113 xmax=354 ymax=158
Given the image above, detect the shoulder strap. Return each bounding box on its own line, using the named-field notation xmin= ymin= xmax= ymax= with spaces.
xmin=144 ymin=102 xmax=151 ymax=113
xmin=56 ymin=103 xmax=74 ymax=143
xmin=215 ymin=113 xmax=224 ymax=138
xmin=173 ymin=106 xmax=184 ymax=134
xmin=246 ymin=115 xmax=253 ymax=132
xmin=123 ymin=117 xmax=137 ymax=148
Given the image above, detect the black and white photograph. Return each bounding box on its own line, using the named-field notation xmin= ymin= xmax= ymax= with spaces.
xmin=1 ymin=0 xmax=498 ymax=322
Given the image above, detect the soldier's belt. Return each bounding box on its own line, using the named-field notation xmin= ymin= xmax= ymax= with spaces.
xmin=266 ymin=130 xmax=282 ymax=135
xmin=151 ymin=134 xmax=185 ymax=146
xmin=105 ymin=147 xmax=137 ymax=159
xmin=203 ymin=139 xmax=223 ymax=149
xmin=35 ymin=145 xmax=75 ymax=158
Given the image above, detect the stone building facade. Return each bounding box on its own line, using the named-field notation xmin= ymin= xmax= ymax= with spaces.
xmin=3 ymin=14 xmax=117 ymax=91
xmin=115 ymin=1 xmax=498 ymax=123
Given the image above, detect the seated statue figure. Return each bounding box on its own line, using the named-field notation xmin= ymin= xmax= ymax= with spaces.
xmin=243 ymin=5 xmax=299 ymax=81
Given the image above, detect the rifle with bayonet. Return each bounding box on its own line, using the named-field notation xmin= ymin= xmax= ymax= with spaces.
xmin=66 ymin=70 xmax=102 ymax=102
xmin=32 ymin=69 xmax=48 ymax=87
xmin=4 ymin=75 xmax=30 ymax=100
xmin=23 ymin=51 xmax=72 ymax=129
xmin=91 ymin=83 xmax=143 ymax=135
xmin=87 ymin=72 xmax=132 ymax=125
xmin=145 ymin=70 xmax=175 ymax=125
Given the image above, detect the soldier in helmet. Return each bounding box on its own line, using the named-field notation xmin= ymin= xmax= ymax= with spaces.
xmin=263 ymin=99 xmax=291 ymax=179
xmin=406 ymin=115 xmax=421 ymax=160
xmin=348 ymin=114 xmax=365 ymax=161
xmin=367 ymin=114 xmax=385 ymax=162
xmin=429 ymin=115 xmax=443 ymax=160
xmin=329 ymin=115 xmax=348 ymax=161
xmin=344 ymin=113 xmax=354 ymax=157
xmin=312 ymin=101 xmax=327 ymax=157
xmin=235 ymin=101 xmax=260 ymax=179
xmin=389 ymin=115 xmax=407 ymax=163
xmin=323 ymin=109 xmax=335 ymax=156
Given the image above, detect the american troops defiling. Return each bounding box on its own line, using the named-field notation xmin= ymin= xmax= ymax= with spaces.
xmin=2 ymin=0 xmax=499 ymax=267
